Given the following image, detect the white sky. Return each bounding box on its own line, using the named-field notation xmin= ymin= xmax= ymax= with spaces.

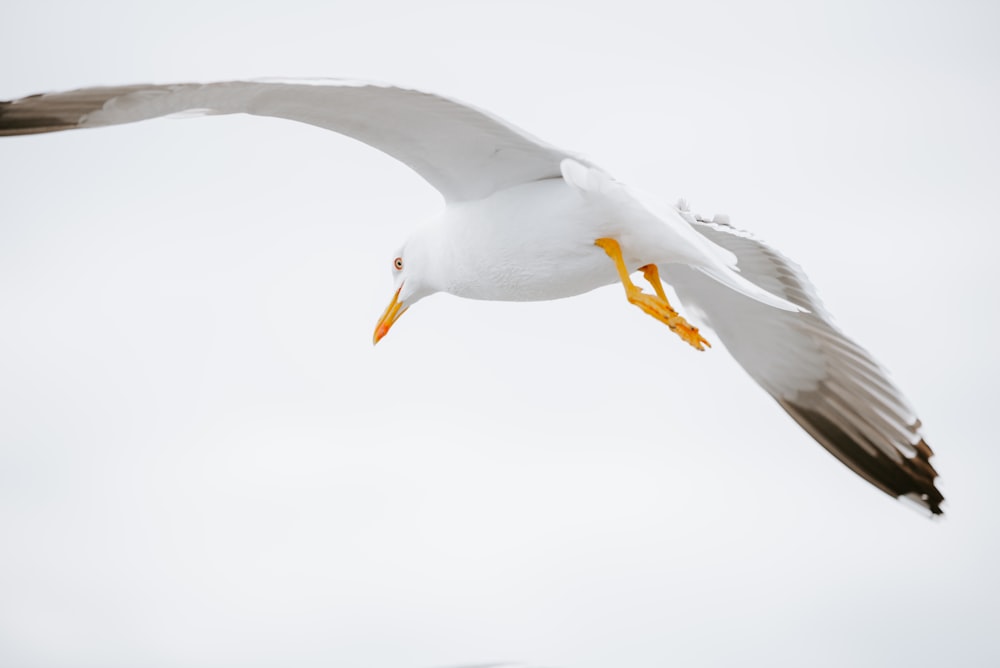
xmin=1 ymin=1 xmax=998 ymax=667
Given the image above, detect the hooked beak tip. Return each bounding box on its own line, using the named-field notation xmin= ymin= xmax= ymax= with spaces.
xmin=373 ymin=286 xmax=406 ymax=345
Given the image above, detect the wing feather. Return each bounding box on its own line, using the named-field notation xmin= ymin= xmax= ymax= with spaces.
xmin=0 ymin=79 xmax=583 ymax=202
xmin=664 ymin=213 xmax=943 ymax=514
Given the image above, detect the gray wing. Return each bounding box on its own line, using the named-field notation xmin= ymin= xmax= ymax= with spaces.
xmin=664 ymin=209 xmax=943 ymax=514
xmin=0 ymin=78 xmax=583 ymax=202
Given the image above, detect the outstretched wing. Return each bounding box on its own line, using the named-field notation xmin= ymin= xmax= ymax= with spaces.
xmin=664 ymin=210 xmax=943 ymax=514
xmin=0 ymin=78 xmax=583 ymax=202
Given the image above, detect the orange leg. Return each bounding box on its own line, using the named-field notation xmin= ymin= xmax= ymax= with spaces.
xmin=594 ymin=238 xmax=710 ymax=351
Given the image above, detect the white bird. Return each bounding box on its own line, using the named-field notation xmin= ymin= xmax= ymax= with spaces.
xmin=0 ymin=79 xmax=943 ymax=514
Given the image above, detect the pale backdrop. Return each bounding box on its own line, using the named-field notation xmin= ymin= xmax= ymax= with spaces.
xmin=1 ymin=1 xmax=998 ymax=667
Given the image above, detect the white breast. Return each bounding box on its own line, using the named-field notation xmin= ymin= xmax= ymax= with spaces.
xmin=436 ymin=179 xmax=622 ymax=302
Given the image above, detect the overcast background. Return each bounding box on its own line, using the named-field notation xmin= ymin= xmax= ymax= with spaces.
xmin=1 ymin=1 xmax=998 ymax=667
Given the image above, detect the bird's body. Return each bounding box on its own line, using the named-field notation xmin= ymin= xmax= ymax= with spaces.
xmin=413 ymin=178 xmax=616 ymax=302
xmin=0 ymin=78 xmax=944 ymax=514
xmin=409 ymin=164 xmax=792 ymax=308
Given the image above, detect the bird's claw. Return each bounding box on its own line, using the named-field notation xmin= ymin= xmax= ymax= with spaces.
xmin=628 ymin=288 xmax=710 ymax=351
xmin=594 ymin=238 xmax=710 ymax=351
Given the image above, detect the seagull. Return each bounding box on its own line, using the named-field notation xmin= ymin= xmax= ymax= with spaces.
xmin=0 ymin=79 xmax=943 ymax=514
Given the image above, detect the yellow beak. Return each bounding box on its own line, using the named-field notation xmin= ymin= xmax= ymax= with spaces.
xmin=373 ymin=286 xmax=408 ymax=344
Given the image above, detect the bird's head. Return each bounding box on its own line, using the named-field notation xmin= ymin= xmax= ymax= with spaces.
xmin=372 ymin=229 xmax=440 ymax=344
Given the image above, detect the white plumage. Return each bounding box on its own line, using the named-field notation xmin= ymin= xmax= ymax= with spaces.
xmin=0 ymin=78 xmax=943 ymax=514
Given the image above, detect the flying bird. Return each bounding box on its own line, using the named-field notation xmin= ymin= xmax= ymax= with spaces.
xmin=0 ymin=79 xmax=944 ymax=514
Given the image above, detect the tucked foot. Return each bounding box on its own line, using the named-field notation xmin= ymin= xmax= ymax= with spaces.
xmin=626 ymin=286 xmax=710 ymax=350
xmin=594 ymin=237 xmax=711 ymax=351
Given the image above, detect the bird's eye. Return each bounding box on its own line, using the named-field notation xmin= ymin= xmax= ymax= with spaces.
xmin=393 ymin=257 xmax=403 ymax=271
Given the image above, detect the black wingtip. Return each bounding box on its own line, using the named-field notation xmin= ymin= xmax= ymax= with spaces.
xmin=0 ymin=99 xmax=78 ymax=136
xmin=780 ymin=399 xmax=945 ymax=516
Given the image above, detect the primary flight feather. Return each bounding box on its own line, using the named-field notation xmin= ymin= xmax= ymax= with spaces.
xmin=0 ymin=78 xmax=943 ymax=514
